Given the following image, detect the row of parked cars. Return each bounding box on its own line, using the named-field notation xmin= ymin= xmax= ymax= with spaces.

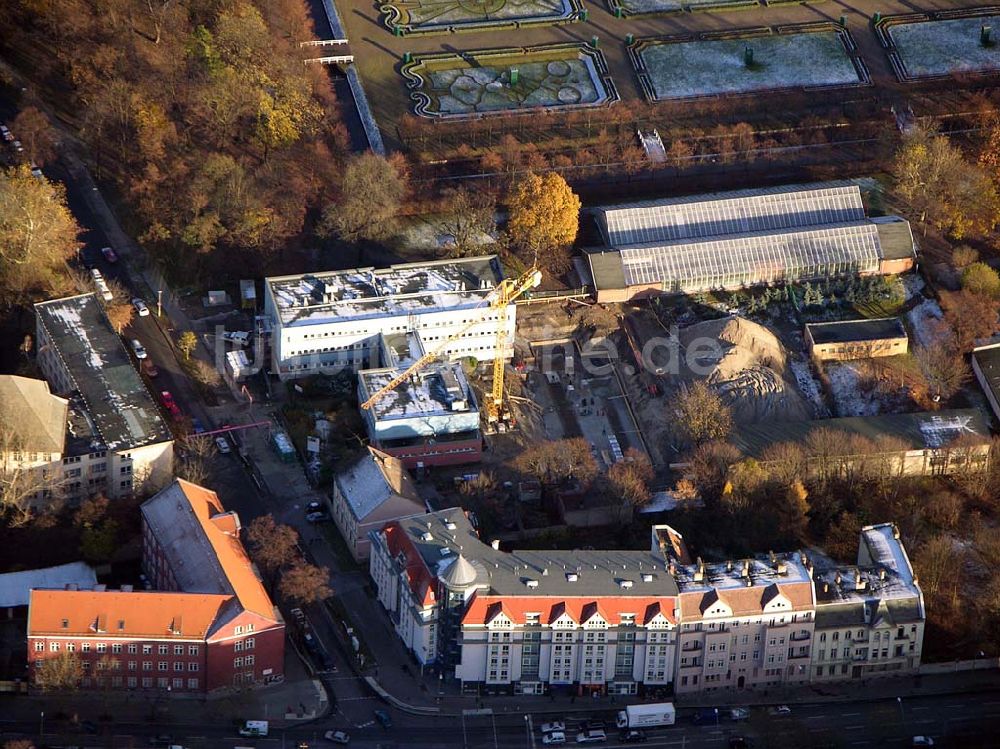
xmin=1 ymin=121 xmax=42 ymax=177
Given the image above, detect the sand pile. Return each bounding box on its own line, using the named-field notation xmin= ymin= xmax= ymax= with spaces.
xmin=677 ymin=316 xmax=810 ymax=424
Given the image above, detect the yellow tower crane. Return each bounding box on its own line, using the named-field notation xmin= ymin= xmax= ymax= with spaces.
xmin=360 ymin=266 xmax=542 ymax=424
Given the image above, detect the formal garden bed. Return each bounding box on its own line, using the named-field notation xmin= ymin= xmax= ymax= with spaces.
xmin=381 ymin=0 xmax=581 ymax=35
xmin=401 ymin=43 xmax=618 ymax=117
xmin=606 ymin=0 xmax=757 ymax=18
xmin=879 ymin=11 xmax=1000 ymax=81
xmin=630 ymin=25 xmax=868 ymax=101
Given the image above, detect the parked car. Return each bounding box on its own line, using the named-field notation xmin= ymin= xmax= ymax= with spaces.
xmin=142 ymin=359 xmax=159 ymax=378
xmin=130 ymin=339 xmax=148 ymax=360
xmin=132 ymin=297 xmax=149 ymax=316
xmin=373 ymin=709 xmax=392 ymax=728
xmin=222 ymin=330 xmax=251 ymax=346
xmin=12 ymin=139 xmax=23 ymax=153
xmin=160 ymin=390 xmax=182 ymax=418
xmin=101 ymin=246 xmax=119 ymax=263
xmin=578 ymin=722 xmax=605 ymax=733
xmin=306 ymin=510 xmax=330 ymax=523
xmin=693 ymin=708 xmax=720 ymax=725
xmin=769 ymin=706 xmax=791 ymax=716
xmin=215 ymin=436 xmax=231 ymax=454
xmin=911 ymin=739 xmax=935 ymax=748
xmin=729 ymin=708 xmax=750 ymax=722
xmin=619 ymin=730 xmax=647 ymax=743
xmin=305 ymin=501 xmax=323 ymax=514
xmin=576 ymin=730 xmax=606 ymax=744
xmin=542 ymin=733 xmax=566 ymax=746
xmin=324 ymin=730 xmax=350 ymax=745
xmin=540 ymin=723 xmax=566 ymax=734
xmin=0 ymin=124 xmax=12 ymax=142
xmin=90 ymin=268 xmax=113 ymax=301
xmin=30 ymin=164 xmax=42 ymax=179
xmin=191 ymin=418 xmax=206 ymax=434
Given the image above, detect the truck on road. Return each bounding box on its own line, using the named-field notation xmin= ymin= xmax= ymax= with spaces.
xmin=238 ymin=721 xmax=269 ymax=737
xmin=616 ymin=703 xmax=676 ymax=729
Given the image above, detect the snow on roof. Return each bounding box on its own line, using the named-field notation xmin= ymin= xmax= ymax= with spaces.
xmin=673 ymin=553 xmax=813 ymax=594
xmin=335 ymin=448 xmax=420 ymax=522
xmin=0 ymin=562 xmax=97 ymax=608
xmin=266 ymin=257 xmax=504 ymax=326
xmin=34 ymin=294 xmax=170 ymax=451
xmin=360 ymin=362 xmax=477 ymax=422
xmin=860 ymin=523 xmax=914 ymax=585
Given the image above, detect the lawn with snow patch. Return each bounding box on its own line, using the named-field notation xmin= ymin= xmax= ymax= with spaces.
xmin=889 ymin=16 xmax=1000 ymax=78
xmin=637 ymin=32 xmax=861 ymax=100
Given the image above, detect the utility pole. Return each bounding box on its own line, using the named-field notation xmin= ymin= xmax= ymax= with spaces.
xmin=157 ymin=289 xmax=163 ymax=318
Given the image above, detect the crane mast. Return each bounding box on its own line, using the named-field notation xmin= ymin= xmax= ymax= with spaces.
xmin=360 ymin=267 xmax=542 ymax=425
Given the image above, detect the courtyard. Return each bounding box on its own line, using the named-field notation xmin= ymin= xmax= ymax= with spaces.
xmin=402 ymin=44 xmax=616 ymax=117
xmin=631 ymin=27 xmax=867 ymax=100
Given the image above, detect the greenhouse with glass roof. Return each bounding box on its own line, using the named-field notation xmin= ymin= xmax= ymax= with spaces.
xmin=585 ymin=183 xmax=916 ymax=302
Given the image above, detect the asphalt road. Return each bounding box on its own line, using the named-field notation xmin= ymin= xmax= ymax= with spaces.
xmin=1 ymin=689 xmax=999 ymax=749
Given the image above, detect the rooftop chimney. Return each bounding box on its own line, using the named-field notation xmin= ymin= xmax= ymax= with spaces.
xmin=879 ymin=568 xmax=886 ymax=581
xmin=892 ymin=525 xmax=900 ymax=540
xmin=823 ymin=583 xmax=829 ymax=594
xmin=693 ymin=557 xmax=705 ymax=583
xmin=741 ymin=560 xmax=750 ymax=578
xmin=726 ymin=560 xmax=733 ymax=573
xmin=491 ymin=539 xmax=500 ymax=550
xmin=776 ymin=560 xmax=788 ymax=575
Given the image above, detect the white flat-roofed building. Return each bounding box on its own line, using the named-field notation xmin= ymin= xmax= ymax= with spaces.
xmin=34 ymin=294 xmax=174 ymax=500
xmin=263 ymin=257 xmax=515 ymax=380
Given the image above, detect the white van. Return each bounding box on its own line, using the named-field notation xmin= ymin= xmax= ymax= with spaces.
xmin=90 ymin=269 xmax=113 ymax=301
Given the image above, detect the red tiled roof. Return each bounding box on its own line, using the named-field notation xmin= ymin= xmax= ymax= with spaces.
xmin=678 ymin=581 xmax=814 ymax=621
xmin=28 ymin=589 xmax=229 ymax=639
xmin=462 ymin=594 xmax=678 ymax=626
xmin=383 ymin=523 xmax=436 ymax=607
xmin=171 ymin=480 xmax=276 ymax=619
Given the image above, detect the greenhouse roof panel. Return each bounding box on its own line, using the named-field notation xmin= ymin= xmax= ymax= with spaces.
xmin=619 ymin=222 xmax=882 ymax=289
xmin=600 ymin=184 xmax=866 ymax=246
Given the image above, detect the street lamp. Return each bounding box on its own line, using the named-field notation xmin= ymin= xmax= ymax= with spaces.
xmin=157 ymin=289 xmax=163 ymax=318
xmin=39 ymin=711 xmax=44 ymax=740
xmin=897 ymin=696 xmax=905 ymax=725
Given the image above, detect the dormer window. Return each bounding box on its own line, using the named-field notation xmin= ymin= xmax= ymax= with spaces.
xmin=61 ymin=619 xmax=69 ymax=629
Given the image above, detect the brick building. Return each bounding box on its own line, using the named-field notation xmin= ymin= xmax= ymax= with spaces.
xmin=27 ymin=480 xmax=284 ymax=692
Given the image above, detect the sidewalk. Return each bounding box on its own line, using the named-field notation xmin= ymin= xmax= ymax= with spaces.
xmin=361 ymin=667 xmax=1000 ymax=718
xmin=0 ymin=649 xmax=327 ymax=729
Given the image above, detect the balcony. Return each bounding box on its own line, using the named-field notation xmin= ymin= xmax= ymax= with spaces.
xmin=681 ymin=642 xmax=703 ymax=652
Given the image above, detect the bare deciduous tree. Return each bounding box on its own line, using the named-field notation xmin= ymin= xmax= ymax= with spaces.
xmin=33 ymin=652 xmax=83 ymax=691
xmin=278 ymin=561 xmax=331 ymax=605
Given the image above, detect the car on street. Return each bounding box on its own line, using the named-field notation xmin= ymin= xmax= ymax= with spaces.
xmin=130 ymin=339 xmax=147 ymax=360
xmin=306 ymin=501 xmax=323 ymax=514
xmin=30 ymin=164 xmax=42 ymax=179
xmin=374 ymin=709 xmax=392 ymax=728
xmin=769 ymin=706 xmax=791 ymax=716
xmin=540 ymin=723 xmax=566 ymax=734
xmin=542 ymin=733 xmax=566 ymax=745
xmin=324 ymin=731 xmax=350 ymax=745
xmin=90 ymin=268 xmax=113 ymax=301
xmin=142 ymin=359 xmax=159 ymax=378
xmin=729 ymin=708 xmax=750 ymax=722
xmin=215 ymin=435 xmax=231 ymax=454
xmin=576 ymin=730 xmax=606 ymax=744
xmin=911 ymin=738 xmax=935 ymax=747
xmin=191 ymin=417 xmax=206 ymax=434
xmin=693 ymin=708 xmax=720 ymax=725
xmin=101 ymin=246 xmax=119 ymax=263
xmin=132 ymin=297 xmax=149 ymax=316
xmin=306 ymin=510 xmax=330 ymax=523
xmin=222 ymin=330 xmax=251 ymax=346
xmin=578 ymin=722 xmax=605 ymax=733
xmin=12 ymin=139 xmax=23 ymax=153
xmin=160 ymin=390 xmax=182 ymax=418
xmin=0 ymin=124 xmax=12 ymax=141
xmin=290 ymin=607 xmax=306 ymax=624
xmin=619 ymin=730 xmax=647 ymax=743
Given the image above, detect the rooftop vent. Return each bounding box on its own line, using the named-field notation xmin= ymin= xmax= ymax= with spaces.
xmin=566 ymin=572 xmax=578 ymax=582
xmin=61 ymin=619 xmax=69 ymax=628
xmin=445 ymin=522 xmax=457 ymax=531
xmin=491 ymin=540 xmax=500 ymax=550
xmin=440 ymin=547 xmax=452 ymax=557
xmin=121 ymin=585 xmax=133 ymax=593
xmin=879 ymin=568 xmax=886 ymax=581
xmin=422 ymin=532 xmax=433 ymax=541
xmin=525 ymin=579 xmax=539 ymax=589
xmin=776 ymin=561 xmax=788 ymax=575
xmin=619 ymin=580 xmax=634 ymax=589
xmin=641 ymin=573 xmax=654 ymax=583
